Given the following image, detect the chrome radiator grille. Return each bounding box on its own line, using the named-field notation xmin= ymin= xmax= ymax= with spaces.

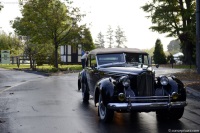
xmin=131 ymin=72 xmax=154 ymax=96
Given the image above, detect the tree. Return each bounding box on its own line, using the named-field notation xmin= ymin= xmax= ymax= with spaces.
xmin=144 ymin=47 xmax=155 ymax=57
xmin=197 ymin=0 xmax=200 ymax=73
xmin=115 ymin=26 xmax=127 ymax=48
xmin=80 ymin=27 xmax=95 ymax=51
xmin=0 ymin=2 xmax=3 ymax=11
xmin=167 ymin=40 xmax=181 ymax=54
xmin=106 ymin=25 xmax=114 ymax=48
xmin=141 ymin=0 xmax=196 ymax=65
xmin=0 ymin=33 xmax=22 ymax=56
xmin=12 ymin=0 xmax=84 ymax=68
xmin=23 ymin=40 xmax=55 ymax=68
xmin=95 ymin=32 xmax=105 ymax=48
xmin=153 ymin=39 xmax=167 ymax=64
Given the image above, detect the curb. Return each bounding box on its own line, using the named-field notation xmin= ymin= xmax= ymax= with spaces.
xmin=186 ymin=87 xmax=200 ymax=98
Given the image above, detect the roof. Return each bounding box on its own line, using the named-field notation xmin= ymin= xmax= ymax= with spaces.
xmin=89 ymin=48 xmax=147 ymax=55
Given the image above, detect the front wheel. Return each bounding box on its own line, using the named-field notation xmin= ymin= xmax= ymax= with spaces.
xmin=78 ymin=80 xmax=81 ymax=91
xmin=98 ymin=94 xmax=114 ymax=122
xmin=82 ymin=82 xmax=89 ymax=102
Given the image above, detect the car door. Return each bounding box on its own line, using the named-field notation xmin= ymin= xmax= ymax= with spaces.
xmin=85 ymin=54 xmax=100 ymax=96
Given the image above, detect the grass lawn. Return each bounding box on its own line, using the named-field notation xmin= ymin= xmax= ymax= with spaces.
xmin=160 ymin=64 xmax=196 ymax=69
xmin=0 ymin=64 xmax=82 ymax=73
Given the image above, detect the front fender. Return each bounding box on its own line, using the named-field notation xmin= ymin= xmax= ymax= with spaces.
xmin=156 ymin=76 xmax=186 ymax=101
xmin=78 ymin=69 xmax=87 ymax=83
xmin=94 ymin=78 xmax=115 ymax=106
xmin=172 ymin=77 xmax=186 ymax=101
xmin=78 ymin=70 xmax=88 ymax=90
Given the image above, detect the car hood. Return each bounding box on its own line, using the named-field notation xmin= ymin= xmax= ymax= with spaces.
xmin=99 ymin=66 xmax=153 ymax=76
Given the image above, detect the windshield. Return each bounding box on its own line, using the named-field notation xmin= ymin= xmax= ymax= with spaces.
xmin=96 ymin=53 xmax=149 ymax=67
xmin=125 ymin=53 xmax=149 ymax=66
xmin=97 ymin=53 xmax=125 ymax=65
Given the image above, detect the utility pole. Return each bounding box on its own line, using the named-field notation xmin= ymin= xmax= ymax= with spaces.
xmin=196 ymin=0 xmax=200 ymax=74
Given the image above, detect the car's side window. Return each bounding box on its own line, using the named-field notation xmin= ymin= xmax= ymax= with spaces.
xmin=143 ymin=55 xmax=149 ymax=65
xmin=139 ymin=55 xmax=142 ymax=63
xmin=126 ymin=53 xmax=139 ymax=63
xmin=90 ymin=54 xmax=97 ymax=67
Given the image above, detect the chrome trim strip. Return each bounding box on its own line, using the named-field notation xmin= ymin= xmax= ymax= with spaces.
xmin=125 ymin=96 xmax=170 ymax=102
xmin=107 ymin=101 xmax=187 ymax=110
xmin=127 ymin=96 xmax=170 ymax=99
xmin=104 ymin=71 xmax=127 ymax=77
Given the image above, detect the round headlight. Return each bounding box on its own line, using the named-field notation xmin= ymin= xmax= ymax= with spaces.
xmin=171 ymin=92 xmax=179 ymax=100
xmin=119 ymin=76 xmax=130 ymax=87
xmin=160 ymin=76 xmax=169 ymax=86
xmin=118 ymin=93 xmax=125 ymax=101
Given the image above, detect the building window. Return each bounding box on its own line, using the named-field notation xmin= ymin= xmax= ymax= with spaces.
xmin=64 ymin=45 xmax=66 ymax=55
xmin=72 ymin=46 xmax=76 ymax=53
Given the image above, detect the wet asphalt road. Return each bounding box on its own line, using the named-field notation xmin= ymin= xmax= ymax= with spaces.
xmin=0 ymin=68 xmax=200 ymax=133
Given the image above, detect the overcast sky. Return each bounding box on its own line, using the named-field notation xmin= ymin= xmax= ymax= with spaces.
xmin=0 ymin=0 xmax=175 ymax=51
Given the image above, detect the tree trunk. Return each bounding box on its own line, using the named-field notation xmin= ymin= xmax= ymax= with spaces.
xmin=179 ymin=0 xmax=186 ymax=29
xmin=29 ymin=54 xmax=33 ymax=69
xmin=183 ymin=42 xmax=191 ymax=64
xmin=54 ymin=45 xmax=58 ymax=68
xmin=196 ymin=0 xmax=200 ymax=74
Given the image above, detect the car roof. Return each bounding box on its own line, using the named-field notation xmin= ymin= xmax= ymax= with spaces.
xmin=89 ymin=48 xmax=148 ymax=55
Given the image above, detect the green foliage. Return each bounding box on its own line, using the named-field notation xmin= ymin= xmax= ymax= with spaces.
xmin=179 ymin=31 xmax=196 ymax=64
xmin=166 ymin=53 xmax=174 ymax=63
xmin=167 ymin=40 xmax=181 ymax=54
xmin=32 ymin=43 xmax=55 ymax=66
xmin=143 ymin=47 xmax=155 ymax=57
xmin=153 ymin=39 xmax=167 ymax=64
xmin=0 ymin=64 xmax=82 ymax=72
xmin=12 ymin=0 xmax=85 ymax=68
xmin=141 ymin=0 xmax=196 ymax=37
xmin=115 ymin=26 xmax=127 ymax=48
xmin=0 ymin=33 xmax=23 ymax=56
xmin=81 ymin=27 xmax=95 ymax=51
xmin=50 ymin=67 xmax=59 ymax=72
xmin=141 ymin=0 xmax=196 ymax=65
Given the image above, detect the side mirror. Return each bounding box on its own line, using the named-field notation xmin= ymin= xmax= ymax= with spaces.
xmin=91 ymin=64 xmax=97 ymax=69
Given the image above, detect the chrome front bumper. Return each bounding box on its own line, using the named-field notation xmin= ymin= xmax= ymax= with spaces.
xmin=107 ymin=96 xmax=187 ymax=111
xmin=107 ymin=101 xmax=187 ymax=110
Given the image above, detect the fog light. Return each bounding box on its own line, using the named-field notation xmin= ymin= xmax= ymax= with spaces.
xmin=172 ymin=92 xmax=179 ymax=100
xmin=118 ymin=93 xmax=125 ymax=101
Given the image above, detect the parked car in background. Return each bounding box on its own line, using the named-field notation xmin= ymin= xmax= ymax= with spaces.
xmin=78 ymin=48 xmax=187 ymax=122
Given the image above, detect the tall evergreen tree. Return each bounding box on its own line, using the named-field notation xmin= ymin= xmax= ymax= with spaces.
xmin=81 ymin=28 xmax=95 ymax=51
xmin=115 ymin=26 xmax=127 ymax=48
xmin=153 ymin=39 xmax=167 ymax=64
xmin=95 ymin=32 xmax=105 ymax=48
xmin=106 ymin=25 xmax=114 ymax=48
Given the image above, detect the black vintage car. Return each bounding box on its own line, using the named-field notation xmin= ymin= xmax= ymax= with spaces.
xmin=78 ymin=48 xmax=187 ymax=122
